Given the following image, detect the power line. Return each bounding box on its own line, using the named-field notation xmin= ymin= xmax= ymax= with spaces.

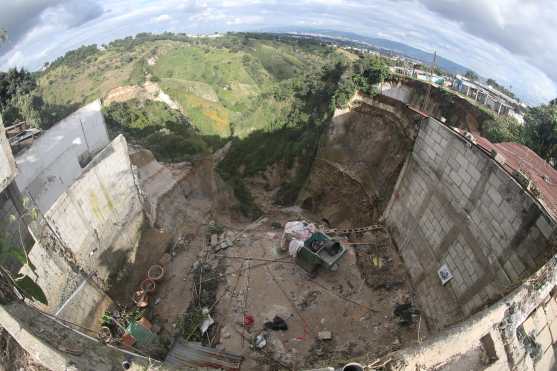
xmin=422 ymin=50 xmax=437 ymax=113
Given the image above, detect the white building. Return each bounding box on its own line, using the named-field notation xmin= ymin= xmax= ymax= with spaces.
xmin=452 ymin=75 xmax=524 ymax=121
xmin=14 ymin=99 xmax=110 ymax=212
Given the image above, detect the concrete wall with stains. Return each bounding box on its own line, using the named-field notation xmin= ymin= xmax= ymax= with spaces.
xmin=373 ymin=257 xmax=557 ymax=371
xmin=43 ymin=134 xmax=144 ymax=286
xmin=0 ymin=116 xmax=16 ymax=193
xmin=14 ymin=99 xmax=109 ymax=213
xmin=385 ymin=117 xmax=557 ymax=330
xmin=21 ymin=135 xmax=143 ymax=326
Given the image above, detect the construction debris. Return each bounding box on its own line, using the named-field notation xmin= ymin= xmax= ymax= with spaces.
xmin=317 ymin=331 xmax=332 ymax=340
xmin=393 ymin=303 xmax=420 ymax=326
xmin=255 ymin=334 xmax=267 ymax=349
xmin=200 ymin=308 xmax=215 ymax=334
xmin=264 ymin=316 xmax=288 ymax=331
xmin=165 ymin=340 xmax=243 ymax=370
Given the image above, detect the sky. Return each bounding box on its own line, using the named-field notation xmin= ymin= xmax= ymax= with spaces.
xmin=0 ymin=0 xmax=555 ymax=105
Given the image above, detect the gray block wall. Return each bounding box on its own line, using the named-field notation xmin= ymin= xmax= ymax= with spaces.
xmin=385 ymin=117 xmax=557 ymax=329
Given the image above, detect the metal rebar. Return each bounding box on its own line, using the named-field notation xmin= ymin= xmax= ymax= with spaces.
xmin=215 ymin=255 xmax=294 ymax=264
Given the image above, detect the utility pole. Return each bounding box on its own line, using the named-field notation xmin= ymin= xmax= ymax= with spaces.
xmin=79 ymin=119 xmax=91 ymax=153
xmin=422 ymin=51 xmax=437 ymax=113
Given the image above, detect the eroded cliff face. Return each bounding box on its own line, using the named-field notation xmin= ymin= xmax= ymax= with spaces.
xmin=381 ymin=78 xmax=494 ymax=133
xmin=299 ymin=93 xmax=422 ymax=227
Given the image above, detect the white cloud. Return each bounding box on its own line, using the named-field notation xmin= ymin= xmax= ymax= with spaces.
xmin=0 ymin=0 xmax=555 ymax=104
xmin=418 ymin=0 xmax=557 ymax=84
xmin=6 ymin=51 xmax=25 ymax=68
xmin=153 ymin=14 xmax=172 ymax=23
xmin=226 ymin=15 xmax=264 ymax=25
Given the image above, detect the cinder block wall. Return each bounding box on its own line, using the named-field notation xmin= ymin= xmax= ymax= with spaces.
xmin=385 ymin=117 xmax=557 ymax=329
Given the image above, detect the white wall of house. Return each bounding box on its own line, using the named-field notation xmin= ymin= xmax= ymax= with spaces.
xmin=14 ymin=100 xmax=109 ymax=212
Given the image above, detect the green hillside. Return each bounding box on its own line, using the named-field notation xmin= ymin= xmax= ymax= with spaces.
xmin=38 ymin=33 xmax=345 ymax=136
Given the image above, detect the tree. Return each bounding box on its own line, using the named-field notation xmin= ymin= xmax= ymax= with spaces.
xmin=351 ymin=56 xmax=390 ymax=96
xmin=11 ymin=93 xmax=43 ymax=128
xmin=465 ymin=70 xmax=479 ymax=80
xmin=483 ymin=115 xmax=522 ymax=143
xmin=523 ymin=103 xmax=557 ymax=164
xmin=0 ymin=68 xmax=37 ymax=108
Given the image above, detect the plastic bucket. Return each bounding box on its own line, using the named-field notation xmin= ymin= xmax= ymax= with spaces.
xmin=342 ymin=363 xmax=364 ymax=371
xmin=147 ymin=264 xmax=165 ymax=281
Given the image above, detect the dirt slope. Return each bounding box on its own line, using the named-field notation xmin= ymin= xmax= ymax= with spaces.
xmin=300 ymin=94 xmax=421 ymax=227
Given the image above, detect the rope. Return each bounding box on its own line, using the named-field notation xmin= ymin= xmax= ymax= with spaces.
xmin=324 ymin=224 xmax=384 ymax=235
xmin=305 ymin=276 xmax=378 ymax=313
xmin=215 ymin=255 xmax=295 ymax=264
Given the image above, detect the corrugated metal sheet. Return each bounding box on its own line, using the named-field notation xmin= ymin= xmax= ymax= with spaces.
xmin=165 ymin=340 xmax=243 ymax=370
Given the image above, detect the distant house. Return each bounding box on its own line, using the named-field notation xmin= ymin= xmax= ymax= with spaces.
xmin=389 ymin=66 xmax=448 ymax=86
xmin=452 ymin=75 xmax=524 ymax=122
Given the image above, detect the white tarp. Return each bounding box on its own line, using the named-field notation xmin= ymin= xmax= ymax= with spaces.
xmin=282 ymin=221 xmax=316 ymax=257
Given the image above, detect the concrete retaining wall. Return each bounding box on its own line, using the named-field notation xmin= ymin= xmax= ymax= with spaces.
xmin=44 ymin=135 xmax=143 ymax=284
xmin=377 ymin=256 xmax=557 ymax=371
xmin=54 ymin=276 xmax=113 ymax=333
xmin=14 ymin=100 xmax=109 ymax=212
xmin=0 ymin=302 xmax=157 ymax=371
xmin=21 ymin=135 xmax=144 ymax=326
xmin=385 ymin=117 xmax=557 ymax=329
xmin=0 ymin=117 xmax=16 ymax=193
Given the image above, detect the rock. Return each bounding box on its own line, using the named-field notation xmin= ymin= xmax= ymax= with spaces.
xmin=216 ymin=344 xmax=225 ymax=351
xmin=318 ymin=331 xmax=332 ymax=340
xmin=222 ymin=327 xmax=232 ymax=339
xmin=192 ymin=261 xmax=200 ymax=271
xmin=210 ymin=234 xmax=218 ymax=247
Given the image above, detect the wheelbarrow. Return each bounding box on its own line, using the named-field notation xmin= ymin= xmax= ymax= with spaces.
xmin=295 ymin=232 xmax=347 ymax=275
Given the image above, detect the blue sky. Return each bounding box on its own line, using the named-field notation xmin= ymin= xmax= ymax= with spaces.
xmin=1 ymin=0 xmax=556 ymax=105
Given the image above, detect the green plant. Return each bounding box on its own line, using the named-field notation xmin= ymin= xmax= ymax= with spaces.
xmin=0 ymin=197 xmax=48 ymax=305
xmin=101 ymin=311 xmax=113 ymax=327
xmin=102 ymin=99 xmax=210 ymax=162
xmin=483 ymin=115 xmax=523 ymax=143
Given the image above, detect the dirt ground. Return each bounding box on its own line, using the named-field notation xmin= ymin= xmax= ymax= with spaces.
xmin=210 ymin=209 xmax=422 ymax=370
xmin=105 ymin=198 xmax=421 ymax=370
xmin=104 ymin=141 xmax=422 ymax=369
